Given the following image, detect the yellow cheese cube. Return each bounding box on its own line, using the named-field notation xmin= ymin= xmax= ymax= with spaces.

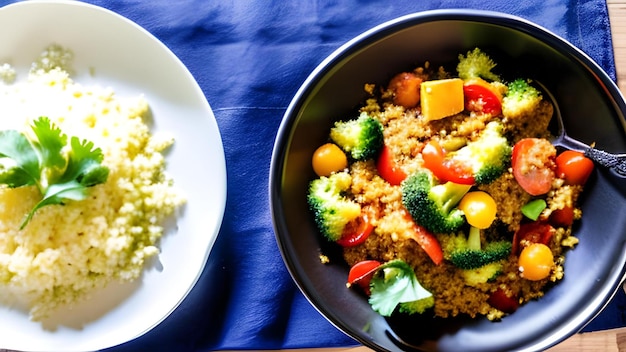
xmin=420 ymin=78 xmax=464 ymax=121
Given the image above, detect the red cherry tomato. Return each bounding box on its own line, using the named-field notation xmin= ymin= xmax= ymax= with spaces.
xmin=512 ymin=221 xmax=555 ymax=255
xmin=347 ymin=260 xmax=381 ymax=295
xmin=511 ymin=138 xmax=556 ymax=196
xmin=422 ymin=140 xmax=475 ymax=185
xmin=406 ymin=217 xmax=444 ymax=265
xmin=487 ymin=288 xmax=519 ymax=313
xmin=549 ymin=206 xmax=575 ymax=227
xmin=463 ymin=79 xmax=502 ymax=115
xmin=376 ymin=144 xmax=407 ymax=186
xmin=555 ymin=150 xmax=594 ymax=185
xmin=336 ymin=212 xmax=375 ymax=247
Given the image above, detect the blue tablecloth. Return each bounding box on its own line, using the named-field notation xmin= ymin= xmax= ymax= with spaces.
xmin=2 ymin=0 xmax=623 ymax=350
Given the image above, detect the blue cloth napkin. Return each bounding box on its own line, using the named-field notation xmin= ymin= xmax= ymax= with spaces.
xmin=1 ymin=0 xmax=620 ymax=350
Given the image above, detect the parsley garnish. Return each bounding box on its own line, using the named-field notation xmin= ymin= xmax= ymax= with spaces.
xmin=0 ymin=117 xmax=109 ymax=229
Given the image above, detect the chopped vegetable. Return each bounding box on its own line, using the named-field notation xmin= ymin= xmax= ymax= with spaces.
xmin=376 ymin=144 xmax=407 ymax=186
xmin=518 ymin=243 xmax=553 ymax=281
xmin=420 ymin=78 xmax=465 ymax=121
xmin=511 ymin=138 xmax=556 ymax=196
xmin=307 ymin=172 xmax=361 ymax=241
xmin=368 ymin=259 xmax=433 ymax=316
xmin=555 ymin=150 xmax=594 ymax=185
xmin=456 ymin=48 xmax=500 ymax=82
xmin=387 ymin=72 xmax=423 ymax=108
xmin=330 ymin=112 xmax=384 ymax=161
xmin=312 ymin=143 xmax=348 ymax=177
xmin=445 ymin=227 xmax=511 ymax=270
xmin=463 ymin=77 xmax=503 ymax=115
xmin=336 ymin=211 xmax=375 ymax=247
xmin=521 ymin=199 xmax=547 ymax=221
xmin=406 ymin=220 xmax=444 ymax=265
xmin=0 ymin=116 xmax=110 ymax=229
xmin=501 ymin=78 xmax=543 ymax=119
xmin=347 ymin=260 xmax=381 ymax=295
xmin=422 ymin=140 xmax=475 ymax=185
xmin=458 ymin=191 xmax=497 ymax=229
xmin=401 ymin=168 xmax=472 ymax=234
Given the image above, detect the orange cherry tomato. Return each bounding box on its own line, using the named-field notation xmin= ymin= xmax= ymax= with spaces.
xmin=511 ymin=138 xmax=556 ymax=196
xmin=312 ymin=143 xmax=348 ymax=177
xmin=518 ymin=243 xmax=553 ymax=281
xmin=555 ymin=150 xmax=594 ymax=185
xmin=458 ymin=191 xmax=497 ymax=229
xmin=376 ymin=144 xmax=407 ymax=186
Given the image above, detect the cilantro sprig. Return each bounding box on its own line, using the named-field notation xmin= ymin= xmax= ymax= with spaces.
xmin=0 ymin=117 xmax=109 ymax=229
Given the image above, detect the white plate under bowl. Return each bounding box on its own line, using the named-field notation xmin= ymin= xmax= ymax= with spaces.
xmin=0 ymin=1 xmax=227 ymax=351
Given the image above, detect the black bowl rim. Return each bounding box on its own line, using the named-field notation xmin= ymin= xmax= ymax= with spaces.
xmin=270 ymin=8 xmax=626 ymax=352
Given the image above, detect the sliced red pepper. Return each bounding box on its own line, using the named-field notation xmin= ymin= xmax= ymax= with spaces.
xmin=488 ymin=288 xmax=519 ymax=313
xmin=377 ymin=144 xmax=407 ymax=186
xmin=336 ymin=211 xmax=375 ymax=247
xmin=512 ymin=221 xmax=555 ymax=255
xmin=347 ymin=260 xmax=381 ymax=295
xmin=422 ymin=140 xmax=475 ymax=185
xmin=463 ymin=78 xmax=502 ymax=115
xmin=406 ymin=217 xmax=444 ymax=265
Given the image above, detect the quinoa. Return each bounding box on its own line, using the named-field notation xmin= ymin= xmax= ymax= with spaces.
xmin=326 ymin=62 xmax=584 ymax=320
xmin=0 ymin=45 xmax=185 ymax=320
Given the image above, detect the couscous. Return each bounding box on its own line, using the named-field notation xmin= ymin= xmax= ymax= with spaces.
xmin=308 ymin=48 xmax=592 ymax=320
xmin=0 ymin=45 xmax=185 ymax=320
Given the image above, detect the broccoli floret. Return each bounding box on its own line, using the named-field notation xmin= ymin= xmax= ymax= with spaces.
xmin=501 ymin=78 xmax=543 ymax=119
xmin=461 ymin=261 xmax=503 ymax=286
xmin=446 ymin=226 xmax=512 ymax=270
xmin=398 ymin=295 xmax=435 ymax=315
xmin=453 ymin=121 xmax=512 ymax=184
xmin=330 ymin=112 xmax=383 ymax=160
xmin=457 ymin=48 xmax=500 ymax=82
xmin=401 ymin=169 xmax=472 ymax=234
xmin=307 ymin=172 xmax=361 ymax=241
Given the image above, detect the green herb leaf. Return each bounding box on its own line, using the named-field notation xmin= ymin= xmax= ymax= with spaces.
xmin=521 ymin=199 xmax=547 ymax=221
xmin=368 ymin=259 xmax=433 ymax=316
xmin=0 ymin=116 xmax=109 ymax=229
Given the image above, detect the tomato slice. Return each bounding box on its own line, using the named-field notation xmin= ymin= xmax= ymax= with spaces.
xmin=555 ymin=150 xmax=594 ymax=185
xmin=336 ymin=212 xmax=375 ymax=247
xmin=511 ymin=138 xmax=555 ymax=196
xmin=422 ymin=140 xmax=475 ymax=185
xmin=347 ymin=260 xmax=381 ymax=295
xmin=377 ymin=144 xmax=407 ymax=186
xmin=463 ymin=78 xmax=502 ymax=115
xmin=406 ymin=217 xmax=444 ymax=265
xmin=487 ymin=288 xmax=519 ymax=313
xmin=512 ymin=221 xmax=555 ymax=255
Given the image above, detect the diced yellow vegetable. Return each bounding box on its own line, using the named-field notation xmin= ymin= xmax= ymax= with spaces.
xmin=420 ymin=78 xmax=464 ymax=121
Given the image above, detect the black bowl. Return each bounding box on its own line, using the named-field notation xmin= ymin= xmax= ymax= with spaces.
xmin=270 ymin=9 xmax=626 ymax=352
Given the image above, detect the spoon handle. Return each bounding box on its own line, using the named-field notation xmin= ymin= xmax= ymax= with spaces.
xmin=584 ymin=148 xmax=626 ymax=176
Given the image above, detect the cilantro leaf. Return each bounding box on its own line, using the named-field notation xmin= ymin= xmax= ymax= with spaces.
xmin=0 ymin=129 xmax=40 ymax=187
xmin=368 ymin=259 xmax=433 ymax=317
xmin=0 ymin=116 xmax=109 ymax=229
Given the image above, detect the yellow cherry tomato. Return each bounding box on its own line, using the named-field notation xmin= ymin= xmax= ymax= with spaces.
xmin=518 ymin=243 xmax=553 ymax=281
xmin=458 ymin=191 xmax=497 ymax=229
xmin=312 ymin=143 xmax=348 ymax=177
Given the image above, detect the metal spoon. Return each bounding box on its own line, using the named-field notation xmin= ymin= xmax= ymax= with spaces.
xmin=537 ymin=82 xmax=626 ymax=176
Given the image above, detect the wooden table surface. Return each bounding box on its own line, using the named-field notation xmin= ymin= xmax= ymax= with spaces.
xmin=303 ymin=1 xmax=626 ymax=351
